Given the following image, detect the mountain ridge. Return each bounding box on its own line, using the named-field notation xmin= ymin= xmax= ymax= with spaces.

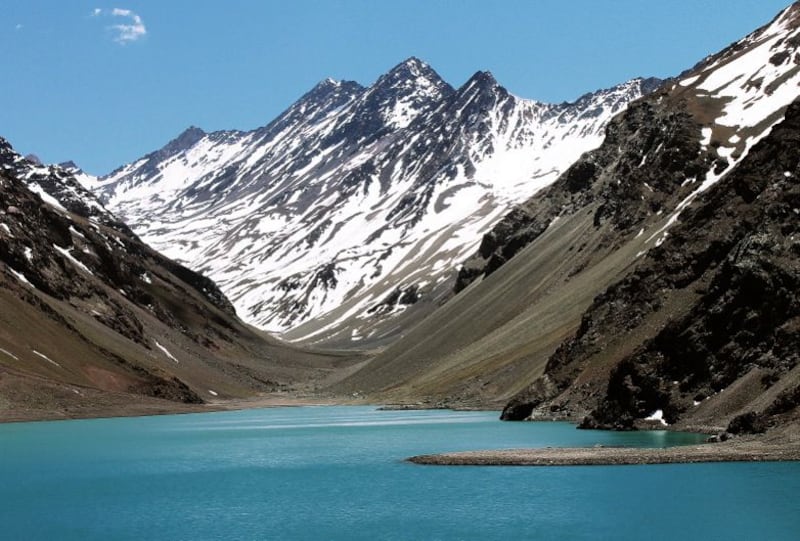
xmin=85 ymin=58 xmax=659 ymax=345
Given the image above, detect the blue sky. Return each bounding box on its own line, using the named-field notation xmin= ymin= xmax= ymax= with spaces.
xmin=1 ymin=1 xmax=793 ymax=174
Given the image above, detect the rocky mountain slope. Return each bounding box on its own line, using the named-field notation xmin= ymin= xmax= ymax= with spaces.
xmin=86 ymin=59 xmax=658 ymax=345
xmin=506 ymin=96 xmax=800 ymax=436
xmin=336 ymin=1 xmax=800 ymax=433
xmin=0 ymin=138 xmax=358 ymax=421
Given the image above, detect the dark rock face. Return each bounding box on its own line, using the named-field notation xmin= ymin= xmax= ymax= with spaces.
xmin=497 ymin=3 xmax=800 ymax=429
xmin=505 ymin=98 xmax=800 ymax=429
xmin=500 ymin=374 xmax=559 ymax=420
xmin=500 ymin=399 xmax=537 ymax=421
xmin=579 ymin=100 xmax=800 ymax=429
xmin=367 ymin=285 xmax=421 ymax=315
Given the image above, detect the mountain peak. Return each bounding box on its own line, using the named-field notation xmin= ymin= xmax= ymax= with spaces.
xmin=94 ymin=54 xmax=654 ymax=342
xmin=465 ymin=70 xmax=500 ymax=89
xmin=58 ymin=160 xmax=81 ymax=172
xmin=453 ymin=70 xmax=506 ymax=106
xmin=24 ymin=153 xmax=43 ymax=165
xmin=777 ymin=0 xmax=800 ymax=29
xmin=307 ymin=77 xmax=364 ymax=98
xmin=164 ymin=126 xmax=206 ymax=154
xmin=353 ymin=58 xmax=454 ymax=129
xmin=312 ymin=77 xmax=357 ymax=92
xmin=391 ymin=56 xmax=430 ymax=74
xmin=376 ymin=57 xmax=452 ymax=95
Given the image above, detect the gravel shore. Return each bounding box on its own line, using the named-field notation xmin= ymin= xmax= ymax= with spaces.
xmin=408 ymin=441 xmax=800 ymax=466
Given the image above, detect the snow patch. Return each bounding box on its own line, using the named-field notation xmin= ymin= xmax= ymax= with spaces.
xmin=643 ymin=409 xmax=668 ymax=426
xmin=53 ymin=244 xmax=94 ymax=275
xmin=0 ymin=348 xmax=19 ymax=361
xmin=679 ymin=75 xmax=700 ymax=87
xmin=700 ymin=127 xmax=713 ymax=148
xmin=33 ymin=350 xmax=61 ymax=368
xmin=27 ymin=183 xmax=66 ymax=211
xmin=8 ymin=267 xmax=33 ymax=287
xmin=154 ymin=340 xmax=179 ymax=364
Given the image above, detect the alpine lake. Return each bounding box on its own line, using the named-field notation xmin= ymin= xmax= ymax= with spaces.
xmin=1 ymin=406 xmax=798 ymax=540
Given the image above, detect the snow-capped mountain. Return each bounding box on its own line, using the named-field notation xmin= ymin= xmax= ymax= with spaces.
xmin=88 ymin=58 xmax=659 ymax=344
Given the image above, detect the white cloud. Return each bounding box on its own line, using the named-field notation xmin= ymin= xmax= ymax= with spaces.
xmin=92 ymin=7 xmax=147 ymax=44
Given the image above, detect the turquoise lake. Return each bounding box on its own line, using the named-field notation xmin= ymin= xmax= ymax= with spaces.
xmin=1 ymin=406 xmax=798 ymax=540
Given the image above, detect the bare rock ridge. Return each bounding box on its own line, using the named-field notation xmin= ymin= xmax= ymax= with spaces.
xmin=86 ymin=58 xmax=659 ymax=346
xmin=0 ymin=139 xmax=356 ymax=421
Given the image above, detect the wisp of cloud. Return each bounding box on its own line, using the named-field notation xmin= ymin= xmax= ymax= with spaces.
xmin=92 ymin=7 xmax=147 ymax=44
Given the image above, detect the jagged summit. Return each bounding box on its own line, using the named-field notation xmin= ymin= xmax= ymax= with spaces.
xmin=356 ymin=57 xmax=454 ymax=130
xmin=395 ymin=56 xmax=427 ymax=69
xmin=57 ymin=160 xmax=81 ymax=171
xmin=0 ymin=136 xmax=16 ymax=155
xmin=383 ymin=56 xmax=449 ymax=86
xmin=0 ymin=136 xmax=127 ymax=233
xmin=463 ymin=70 xmax=500 ymax=88
xmin=167 ymin=126 xmax=207 ymax=152
xmin=380 ymin=58 xmax=447 ymax=93
xmin=450 ymin=70 xmax=507 ymax=111
xmin=307 ymin=77 xmax=364 ymax=96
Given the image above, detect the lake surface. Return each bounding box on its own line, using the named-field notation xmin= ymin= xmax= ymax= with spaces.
xmin=1 ymin=406 xmax=798 ymax=540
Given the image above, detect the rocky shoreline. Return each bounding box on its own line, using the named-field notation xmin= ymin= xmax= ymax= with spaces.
xmin=408 ymin=441 xmax=800 ymax=466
